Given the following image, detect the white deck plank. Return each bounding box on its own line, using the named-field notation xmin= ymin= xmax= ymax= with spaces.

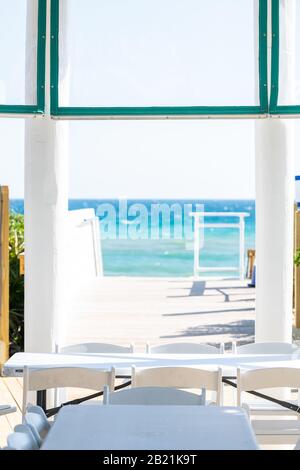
xmin=64 ymin=277 xmax=255 ymax=350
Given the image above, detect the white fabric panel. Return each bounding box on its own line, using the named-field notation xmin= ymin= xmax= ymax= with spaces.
xmin=277 ymin=0 xmax=297 ymax=105
xmin=0 ymin=0 xmax=38 ymax=105
xmin=59 ymin=0 xmax=259 ymax=108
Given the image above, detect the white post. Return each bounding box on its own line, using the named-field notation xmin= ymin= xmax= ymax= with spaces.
xmin=255 ymin=120 xmax=295 ymax=342
xmin=24 ymin=0 xmax=69 ymax=352
xmin=255 ymin=1 xmax=295 ymax=342
xmin=239 ymin=216 xmax=245 ymax=281
xmin=193 ymin=218 xmax=200 ymax=278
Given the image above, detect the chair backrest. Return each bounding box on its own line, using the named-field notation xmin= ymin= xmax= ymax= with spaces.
xmin=17 ymin=420 xmax=42 ymax=447
xmin=8 ymin=425 xmax=39 ymax=450
xmin=24 ymin=411 xmax=50 ymax=440
xmin=7 ymin=432 xmax=38 ymax=450
xmin=233 ymin=341 xmax=298 ymax=355
xmin=294 ymin=438 xmax=300 ymax=450
xmin=103 ymin=386 xmax=204 ymax=406
xmin=26 ymin=404 xmax=49 ymax=424
xmin=237 ymin=367 xmax=300 ymax=406
xmin=58 ymin=342 xmax=134 ymax=354
xmin=132 ymin=366 xmax=222 ymax=405
xmin=146 ymin=342 xmax=223 ymax=354
xmin=22 ymin=366 xmax=115 ymax=414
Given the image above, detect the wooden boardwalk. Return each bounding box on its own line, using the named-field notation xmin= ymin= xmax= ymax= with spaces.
xmin=66 ymin=277 xmax=255 ymax=351
xmin=0 ymin=377 xmax=23 ymax=447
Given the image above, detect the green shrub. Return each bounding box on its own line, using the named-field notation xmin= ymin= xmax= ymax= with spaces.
xmin=295 ymin=249 xmax=300 ymax=268
xmin=9 ymin=212 xmax=24 ymax=355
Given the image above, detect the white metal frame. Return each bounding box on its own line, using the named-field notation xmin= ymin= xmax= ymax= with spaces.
xmin=190 ymin=212 xmax=249 ymax=280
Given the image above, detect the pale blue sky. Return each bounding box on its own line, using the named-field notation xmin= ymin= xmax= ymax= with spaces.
xmin=0 ymin=1 xmax=299 ymax=199
xmin=0 ymin=117 xmax=256 ymax=200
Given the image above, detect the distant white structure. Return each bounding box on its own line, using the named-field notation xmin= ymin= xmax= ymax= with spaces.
xmin=67 ymin=209 xmax=103 ymax=281
xmin=190 ymin=212 xmax=249 ymax=281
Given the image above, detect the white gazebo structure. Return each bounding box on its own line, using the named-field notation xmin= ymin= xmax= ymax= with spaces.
xmin=0 ymin=0 xmax=297 ymax=354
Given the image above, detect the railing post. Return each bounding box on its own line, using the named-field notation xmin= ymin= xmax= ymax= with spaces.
xmin=0 ymin=186 xmax=9 ymax=366
xmin=193 ymin=217 xmax=200 ymax=278
xmin=239 ymin=216 xmax=245 ymax=280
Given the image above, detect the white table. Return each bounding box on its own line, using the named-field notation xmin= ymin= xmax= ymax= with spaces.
xmin=3 ymin=352 xmax=299 ymax=378
xmin=4 ymin=352 xmax=300 ymax=409
xmin=41 ymin=405 xmax=259 ymax=450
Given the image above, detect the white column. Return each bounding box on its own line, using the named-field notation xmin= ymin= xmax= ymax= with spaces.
xmin=24 ymin=0 xmax=69 ymax=352
xmin=255 ymin=0 xmax=295 ymax=342
xmin=255 ymin=120 xmax=294 ymax=342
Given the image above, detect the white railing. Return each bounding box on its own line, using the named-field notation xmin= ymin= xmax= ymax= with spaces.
xmin=189 ymin=212 xmax=249 ymax=280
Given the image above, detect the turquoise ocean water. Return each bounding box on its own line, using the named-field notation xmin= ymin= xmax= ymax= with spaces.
xmin=10 ymin=199 xmax=255 ymax=278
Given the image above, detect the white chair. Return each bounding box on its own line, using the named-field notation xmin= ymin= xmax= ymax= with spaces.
xmin=22 ymin=366 xmax=115 ymax=415
xmin=55 ymin=343 xmax=128 ymax=406
xmin=232 ymin=341 xmax=298 ymax=355
xmin=146 ymin=342 xmax=224 ymax=354
xmin=57 ymin=342 xmax=134 ymax=354
xmin=132 ymin=366 xmax=222 ymax=405
xmin=26 ymin=405 xmax=50 ymax=427
xmin=15 ymin=422 xmax=42 ymax=447
xmin=233 ymin=343 xmax=300 ymax=417
xmin=23 ymin=416 xmax=43 ymax=447
xmin=0 ymin=405 xmax=16 ymax=416
xmin=294 ymin=438 xmax=300 ymax=450
xmin=24 ymin=405 xmax=51 ymax=442
xmin=7 ymin=424 xmax=39 ymax=450
xmin=103 ymin=386 xmax=204 ymax=405
xmin=237 ymin=367 xmax=300 ymax=444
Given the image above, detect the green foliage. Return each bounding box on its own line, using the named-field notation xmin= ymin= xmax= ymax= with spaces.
xmin=295 ymin=249 xmax=300 ymax=267
xmin=9 ymin=212 xmax=24 ymax=355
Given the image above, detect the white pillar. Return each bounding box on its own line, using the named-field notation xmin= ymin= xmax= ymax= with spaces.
xmin=24 ymin=0 xmax=69 ymax=352
xmin=255 ymin=0 xmax=295 ymax=342
xmin=255 ymin=119 xmax=294 ymax=342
